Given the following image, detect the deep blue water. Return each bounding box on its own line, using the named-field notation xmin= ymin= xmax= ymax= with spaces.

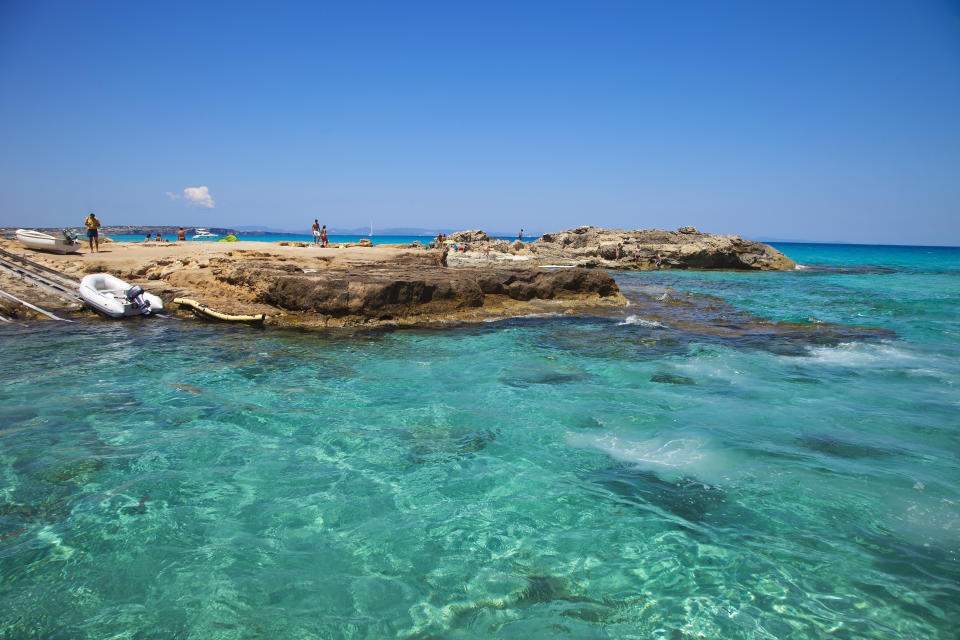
xmin=1 ymin=243 xmax=957 ymax=638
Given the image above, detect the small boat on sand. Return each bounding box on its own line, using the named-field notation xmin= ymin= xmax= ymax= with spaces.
xmin=174 ymin=297 xmax=265 ymax=325
xmin=79 ymin=273 xmax=164 ymax=317
xmin=16 ymin=229 xmax=83 ymax=254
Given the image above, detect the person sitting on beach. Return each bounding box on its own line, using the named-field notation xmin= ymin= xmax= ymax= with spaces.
xmin=84 ymin=212 xmax=101 ymax=253
xmin=145 ymin=234 xmax=151 ymax=242
xmin=155 ymin=233 xmax=163 ymax=242
xmin=177 ymin=227 xmax=186 ymax=241
xmin=320 ymin=224 xmax=328 ymax=247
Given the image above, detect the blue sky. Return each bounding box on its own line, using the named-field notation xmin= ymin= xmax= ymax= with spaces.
xmin=1 ymin=1 xmax=958 ymax=244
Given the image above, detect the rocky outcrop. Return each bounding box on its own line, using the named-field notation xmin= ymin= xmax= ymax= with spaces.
xmin=212 ymin=255 xmax=623 ymax=326
xmin=446 ymin=226 xmax=795 ymax=271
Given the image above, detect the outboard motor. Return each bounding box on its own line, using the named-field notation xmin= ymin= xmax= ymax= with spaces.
xmin=125 ymin=285 xmax=152 ymax=315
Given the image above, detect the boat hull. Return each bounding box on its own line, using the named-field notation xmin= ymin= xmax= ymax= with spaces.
xmin=16 ymin=229 xmax=83 ymax=254
xmin=79 ymin=273 xmax=164 ymax=318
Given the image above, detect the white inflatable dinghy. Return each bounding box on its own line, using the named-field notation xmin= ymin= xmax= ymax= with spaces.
xmin=79 ymin=273 xmax=164 ymax=317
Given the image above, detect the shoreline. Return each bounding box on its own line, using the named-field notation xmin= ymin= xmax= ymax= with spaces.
xmin=0 ymin=238 xmax=626 ymax=327
xmin=0 ymin=226 xmax=796 ymax=326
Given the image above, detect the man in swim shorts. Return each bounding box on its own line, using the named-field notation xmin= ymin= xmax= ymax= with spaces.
xmin=84 ymin=212 xmax=101 ymax=253
xmin=312 ymin=219 xmax=321 ymax=245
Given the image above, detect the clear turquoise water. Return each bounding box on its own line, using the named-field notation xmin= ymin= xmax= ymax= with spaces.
xmin=1 ymin=243 xmax=958 ymax=638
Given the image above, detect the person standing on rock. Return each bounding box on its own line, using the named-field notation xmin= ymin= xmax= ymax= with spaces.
xmin=84 ymin=212 xmax=101 ymax=253
xmin=312 ymin=219 xmax=321 ymax=246
xmin=656 ymin=252 xmax=663 ymax=269
xmin=518 ymin=229 xmax=523 ymax=242
xmin=634 ymin=244 xmax=641 ymax=264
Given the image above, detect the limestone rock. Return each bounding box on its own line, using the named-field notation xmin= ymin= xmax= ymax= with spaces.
xmin=523 ymin=226 xmax=794 ymax=271
xmin=220 ymin=258 xmax=621 ymax=324
xmin=448 ymin=230 xmax=490 ymax=244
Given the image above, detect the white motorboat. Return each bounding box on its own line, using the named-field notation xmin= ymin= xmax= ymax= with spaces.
xmin=191 ymin=228 xmax=219 ymax=240
xmin=16 ymin=229 xmax=83 ymax=254
xmin=79 ymin=273 xmax=164 ymax=317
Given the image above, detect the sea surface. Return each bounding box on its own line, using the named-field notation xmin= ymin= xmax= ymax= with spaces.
xmin=1 ymin=243 xmax=958 ymax=639
xmin=105 ymin=233 xmax=525 ymax=245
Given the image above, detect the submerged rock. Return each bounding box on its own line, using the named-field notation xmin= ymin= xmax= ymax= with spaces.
xmin=650 ymin=372 xmax=696 ymax=385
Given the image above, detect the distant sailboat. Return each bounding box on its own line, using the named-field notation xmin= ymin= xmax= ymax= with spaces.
xmin=369 ymin=221 xmax=374 ymax=237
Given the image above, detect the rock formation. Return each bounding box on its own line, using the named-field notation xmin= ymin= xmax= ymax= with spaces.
xmin=0 ymin=223 xmax=794 ymax=329
xmin=0 ymin=238 xmax=624 ymax=328
xmin=444 ymin=226 xmax=795 ymax=271
xmin=214 ymin=253 xmax=623 ymax=327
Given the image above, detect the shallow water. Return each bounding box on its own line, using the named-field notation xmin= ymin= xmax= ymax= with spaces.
xmin=1 ymin=243 xmax=958 ymax=638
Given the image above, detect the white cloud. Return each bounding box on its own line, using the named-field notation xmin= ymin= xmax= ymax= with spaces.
xmin=184 ymin=186 xmax=215 ymax=208
xmin=167 ymin=186 xmax=215 ymax=208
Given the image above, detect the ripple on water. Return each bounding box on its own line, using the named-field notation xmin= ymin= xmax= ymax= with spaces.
xmin=1 ymin=250 xmax=959 ymax=638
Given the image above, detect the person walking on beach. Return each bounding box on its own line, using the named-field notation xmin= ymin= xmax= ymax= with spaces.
xmin=320 ymin=224 xmax=328 ymax=248
xmin=312 ymin=219 xmax=321 ymax=246
xmin=84 ymin=212 xmax=101 ymax=253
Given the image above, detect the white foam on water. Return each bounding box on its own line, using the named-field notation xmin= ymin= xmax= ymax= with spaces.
xmin=566 ymin=432 xmax=735 ymax=485
xmin=795 ymin=264 xmax=809 ymax=270
xmin=803 ymin=341 xmax=918 ymax=367
xmin=882 ymin=490 xmax=960 ymax=551
xmin=618 ymin=314 xmax=666 ymax=328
